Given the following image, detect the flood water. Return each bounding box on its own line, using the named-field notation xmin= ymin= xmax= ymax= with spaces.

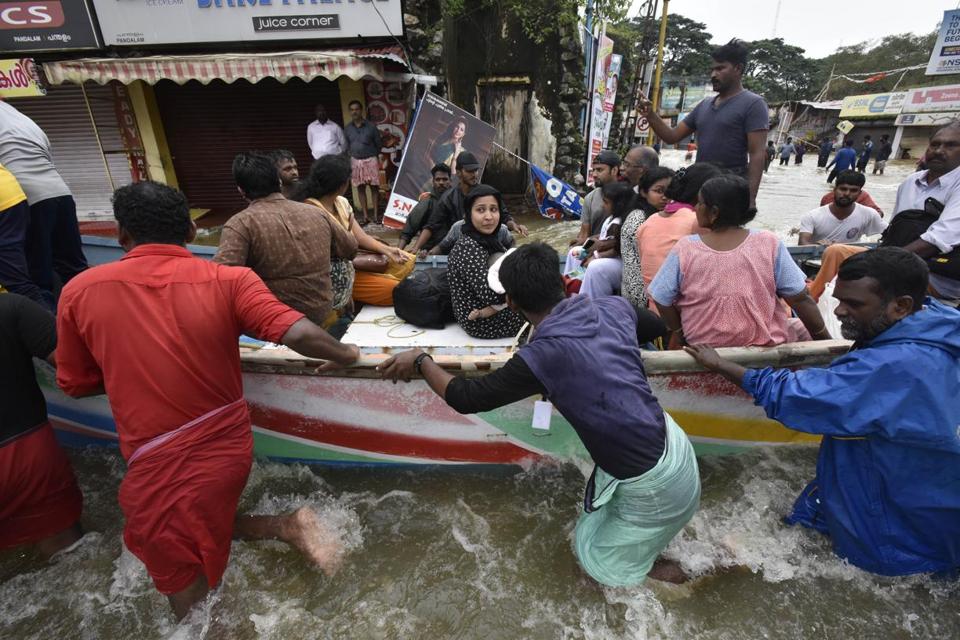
xmin=4 ymin=152 xmax=957 ymax=639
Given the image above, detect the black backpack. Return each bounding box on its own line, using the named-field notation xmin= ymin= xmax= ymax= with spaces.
xmin=880 ymin=197 xmax=960 ymax=280
xmin=392 ymin=267 xmax=455 ymax=329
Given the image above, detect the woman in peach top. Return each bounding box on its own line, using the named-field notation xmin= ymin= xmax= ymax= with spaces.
xmin=635 ymin=163 xmax=720 ymax=312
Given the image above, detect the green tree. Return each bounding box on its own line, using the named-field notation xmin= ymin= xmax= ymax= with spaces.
xmin=744 ymin=38 xmax=821 ymax=102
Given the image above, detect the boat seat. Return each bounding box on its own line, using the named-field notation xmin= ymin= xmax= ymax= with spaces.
xmin=342 ymin=305 xmax=521 ymax=355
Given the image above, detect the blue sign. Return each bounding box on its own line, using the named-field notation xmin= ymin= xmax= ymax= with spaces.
xmin=530 ymin=165 xmax=583 ymax=221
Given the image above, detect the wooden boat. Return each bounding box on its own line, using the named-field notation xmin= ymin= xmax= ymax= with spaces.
xmin=40 ymin=235 xmax=853 ymax=466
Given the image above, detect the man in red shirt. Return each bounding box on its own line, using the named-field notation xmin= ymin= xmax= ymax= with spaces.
xmin=56 ymin=181 xmax=360 ymax=619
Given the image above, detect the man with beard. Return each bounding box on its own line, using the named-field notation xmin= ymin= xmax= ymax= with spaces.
xmin=891 ymin=122 xmax=960 ymax=302
xmin=269 ymin=149 xmax=300 ymax=199
xmin=638 ymin=39 xmax=769 ymax=206
xmin=686 ymin=247 xmax=960 ymax=577
xmin=398 ymin=163 xmax=451 ymax=251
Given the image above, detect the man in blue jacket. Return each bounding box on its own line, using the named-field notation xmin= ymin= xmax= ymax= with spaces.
xmin=686 ymin=247 xmax=960 ymax=576
xmin=826 ymin=139 xmax=858 ymax=184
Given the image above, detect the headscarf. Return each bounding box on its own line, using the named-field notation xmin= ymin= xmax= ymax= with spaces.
xmin=462 ymin=184 xmax=507 ymax=255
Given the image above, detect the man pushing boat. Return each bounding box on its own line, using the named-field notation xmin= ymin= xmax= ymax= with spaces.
xmin=55 ymin=181 xmax=361 ymax=619
xmin=687 ymin=247 xmax=960 ymax=577
xmin=378 ymin=242 xmax=701 ymax=586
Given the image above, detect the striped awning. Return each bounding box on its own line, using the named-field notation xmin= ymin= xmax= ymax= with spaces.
xmin=42 ymin=46 xmax=408 ymax=86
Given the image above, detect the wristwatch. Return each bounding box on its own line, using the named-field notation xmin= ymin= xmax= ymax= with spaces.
xmin=414 ymin=352 xmax=433 ymax=375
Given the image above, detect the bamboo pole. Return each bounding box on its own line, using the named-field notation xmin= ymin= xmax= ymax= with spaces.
xmin=80 ymin=83 xmax=115 ymax=192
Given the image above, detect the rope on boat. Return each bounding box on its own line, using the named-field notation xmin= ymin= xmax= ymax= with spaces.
xmin=354 ymin=314 xmax=427 ymax=339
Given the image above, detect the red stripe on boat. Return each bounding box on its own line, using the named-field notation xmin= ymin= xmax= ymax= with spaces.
xmin=248 ymin=403 xmax=539 ymax=464
xmin=660 ymin=372 xmax=751 ymax=397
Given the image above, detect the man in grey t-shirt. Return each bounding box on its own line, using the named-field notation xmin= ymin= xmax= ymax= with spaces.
xmin=570 ymin=150 xmax=620 ymax=247
xmin=639 ymin=39 xmax=769 ymax=207
xmin=0 ymin=101 xmax=87 ymax=310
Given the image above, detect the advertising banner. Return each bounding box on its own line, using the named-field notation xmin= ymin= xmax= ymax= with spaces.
xmin=895 ymin=112 xmax=958 ymax=127
xmin=363 ymin=79 xmax=410 ymax=187
xmin=903 ymin=84 xmax=960 ymax=114
xmin=0 ymin=58 xmax=45 ymax=97
xmin=110 ymin=82 xmax=148 ymax=182
xmin=530 ymin=165 xmax=583 ymax=221
xmin=927 ymin=9 xmax=960 ymax=75
xmin=839 ymin=92 xmax=907 ymax=118
xmin=383 ymin=92 xmax=496 ymax=229
xmin=0 ymin=0 xmax=100 ymax=52
xmin=585 ymin=30 xmax=614 ymax=187
xmin=600 ymin=53 xmax=622 ymax=148
xmin=91 ymin=0 xmax=402 ymax=46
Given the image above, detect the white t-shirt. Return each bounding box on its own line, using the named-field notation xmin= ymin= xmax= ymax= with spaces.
xmin=798 ymin=203 xmax=887 ymax=243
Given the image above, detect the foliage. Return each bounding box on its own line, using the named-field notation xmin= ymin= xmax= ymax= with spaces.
xmin=743 ymin=38 xmax=820 ymax=103
xmin=440 ymin=0 xmax=596 ymax=45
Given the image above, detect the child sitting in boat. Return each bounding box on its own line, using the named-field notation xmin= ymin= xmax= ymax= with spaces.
xmin=447 ymin=185 xmax=526 ymax=339
xmin=565 ymin=181 xmax=635 ymax=298
xmin=635 ymin=163 xmax=720 ymax=313
xmin=649 ymin=175 xmax=831 ymax=347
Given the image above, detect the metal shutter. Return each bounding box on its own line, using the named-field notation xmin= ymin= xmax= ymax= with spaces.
xmin=154 ymin=77 xmax=341 ymax=221
xmin=7 ymin=83 xmax=133 ymax=220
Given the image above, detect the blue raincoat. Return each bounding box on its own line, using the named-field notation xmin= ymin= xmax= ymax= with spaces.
xmin=743 ymin=299 xmax=960 ymax=576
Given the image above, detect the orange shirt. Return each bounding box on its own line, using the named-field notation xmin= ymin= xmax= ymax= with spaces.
xmin=636 ymin=207 xmax=705 ymax=308
xmin=56 ymin=244 xmax=303 ymax=459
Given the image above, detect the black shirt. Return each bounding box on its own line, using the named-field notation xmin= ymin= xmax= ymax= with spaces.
xmin=0 ymin=293 xmax=56 ymax=445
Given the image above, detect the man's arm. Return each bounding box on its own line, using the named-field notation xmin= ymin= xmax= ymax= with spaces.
xmin=336 ymin=125 xmax=347 ymax=154
xmin=911 ymin=195 xmax=960 ymax=258
xmin=377 ymin=348 xmax=545 ymax=413
xmin=797 ymin=232 xmax=816 ymax=246
xmin=784 ymin=289 xmax=832 ymax=340
xmin=638 ymin=98 xmax=693 ymax=145
xmin=213 ymin=220 xmax=251 ymax=266
xmin=55 ymin=295 xmax=106 ymax=398
xmin=746 ymin=130 xmax=767 ymax=207
xmin=571 ymin=221 xmax=591 ymax=247
xmin=280 ymin=318 xmax=359 ymax=366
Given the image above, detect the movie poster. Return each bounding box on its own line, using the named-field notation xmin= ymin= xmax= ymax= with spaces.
xmin=383 ymin=92 xmax=496 ymax=229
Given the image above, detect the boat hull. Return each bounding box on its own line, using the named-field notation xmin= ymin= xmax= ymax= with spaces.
xmin=39 ymin=363 xmax=818 ymax=466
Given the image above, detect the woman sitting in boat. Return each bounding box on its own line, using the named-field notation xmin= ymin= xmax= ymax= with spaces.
xmin=293 ymin=155 xmax=415 ymax=313
xmin=378 ymin=242 xmax=700 ymax=587
xmin=621 ymin=165 xmax=675 ymax=312
xmin=649 ymin=175 xmax=831 ymax=347
xmin=635 ymin=163 xmax=719 ymax=313
xmin=566 ymin=181 xmax=635 ymax=298
xmin=447 ymin=185 xmax=526 ymax=339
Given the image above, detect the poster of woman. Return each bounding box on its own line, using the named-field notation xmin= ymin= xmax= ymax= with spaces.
xmin=384 ymin=92 xmax=496 ymax=228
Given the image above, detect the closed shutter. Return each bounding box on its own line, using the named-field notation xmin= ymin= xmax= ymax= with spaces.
xmin=154 ymin=77 xmax=340 ymax=221
xmin=7 ymin=83 xmax=133 ymax=220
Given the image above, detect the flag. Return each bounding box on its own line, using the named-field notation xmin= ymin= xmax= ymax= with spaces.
xmin=530 ymin=165 xmax=584 ymax=221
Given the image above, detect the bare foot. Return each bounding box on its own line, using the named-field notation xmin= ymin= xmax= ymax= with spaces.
xmin=281 ymin=507 xmax=345 ymax=576
xmin=647 ymin=558 xmax=690 ymax=584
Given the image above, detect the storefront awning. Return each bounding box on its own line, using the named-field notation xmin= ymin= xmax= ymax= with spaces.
xmin=42 ymin=46 xmax=408 ymax=86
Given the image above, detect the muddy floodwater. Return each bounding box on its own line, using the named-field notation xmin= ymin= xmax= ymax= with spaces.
xmin=4 ymin=151 xmax=957 ymax=639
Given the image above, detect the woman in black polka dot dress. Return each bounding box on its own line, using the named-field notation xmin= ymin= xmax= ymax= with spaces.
xmin=448 ymin=185 xmax=526 ymax=339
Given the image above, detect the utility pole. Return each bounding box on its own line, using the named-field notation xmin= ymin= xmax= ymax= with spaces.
xmin=648 ymin=0 xmax=669 ymax=146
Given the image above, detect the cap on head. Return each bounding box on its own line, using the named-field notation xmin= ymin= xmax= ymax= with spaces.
xmin=456 ymin=151 xmax=480 ymax=172
xmin=594 ymin=150 xmax=620 ymax=168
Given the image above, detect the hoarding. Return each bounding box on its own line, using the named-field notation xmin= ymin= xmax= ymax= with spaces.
xmin=585 ymin=29 xmax=614 ymax=187
xmin=903 ymin=84 xmax=960 ymax=114
xmin=0 ymin=58 xmax=45 ymax=97
xmin=91 ymin=0 xmax=403 ymax=46
xmin=0 ymin=0 xmax=101 ymax=52
xmin=895 ymin=112 xmax=958 ymax=127
xmin=839 ymin=92 xmax=907 ymax=118
xmin=926 ymin=9 xmax=960 ymax=75
xmin=383 ymin=92 xmax=496 ymax=228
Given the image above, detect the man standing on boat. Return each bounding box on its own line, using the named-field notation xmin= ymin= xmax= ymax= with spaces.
xmin=56 ymin=181 xmax=361 ymax=620
xmin=686 ymin=248 xmax=960 ymax=577
xmin=638 ymin=39 xmax=769 ymax=206
xmin=215 ymin=152 xmax=358 ymax=328
xmin=378 ymin=242 xmax=701 ymax=586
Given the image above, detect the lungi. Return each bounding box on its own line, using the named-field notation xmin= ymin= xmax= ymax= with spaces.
xmin=574 ymin=413 xmax=701 ymax=587
xmin=0 ymin=422 xmax=83 ymax=549
xmin=351 ymin=157 xmax=380 ymax=187
xmin=118 ymin=399 xmax=252 ymax=594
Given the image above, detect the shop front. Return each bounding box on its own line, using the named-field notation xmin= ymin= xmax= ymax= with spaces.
xmin=893 ymin=85 xmax=960 ymax=160
xmin=838 ymin=91 xmax=904 ymax=149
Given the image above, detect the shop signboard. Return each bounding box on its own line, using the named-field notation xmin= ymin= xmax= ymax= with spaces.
xmin=903 ymin=84 xmax=960 ymax=114
xmin=839 ymin=92 xmax=907 ymax=118
xmin=895 ymin=112 xmax=959 ymax=127
xmin=927 ymin=9 xmax=960 ymax=75
xmin=0 ymin=58 xmax=45 ymax=97
xmin=383 ymin=92 xmax=496 ymax=229
xmin=91 ymin=0 xmax=403 ymax=46
xmin=0 ymin=0 xmax=101 ymax=52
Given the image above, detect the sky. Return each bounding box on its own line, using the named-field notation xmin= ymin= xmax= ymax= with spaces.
xmin=628 ymin=0 xmax=957 ymax=59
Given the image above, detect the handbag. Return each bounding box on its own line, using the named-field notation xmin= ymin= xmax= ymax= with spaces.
xmin=352 ymin=251 xmax=389 ymax=273
xmin=881 ymin=197 xmax=960 ymax=280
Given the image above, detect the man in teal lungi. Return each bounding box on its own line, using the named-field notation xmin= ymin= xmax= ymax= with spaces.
xmin=378 ymin=242 xmax=701 ymax=585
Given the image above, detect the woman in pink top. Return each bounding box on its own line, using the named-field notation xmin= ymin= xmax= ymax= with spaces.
xmin=636 ymin=164 xmax=720 ymax=312
xmin=648 ymin=175 xmax=830 ymax=348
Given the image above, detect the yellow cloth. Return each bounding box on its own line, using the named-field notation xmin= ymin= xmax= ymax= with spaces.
xmin=808 ymin=244 xmax=868 ymax=301
xmin=0 ymin=163 xmax=27 ymax=211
